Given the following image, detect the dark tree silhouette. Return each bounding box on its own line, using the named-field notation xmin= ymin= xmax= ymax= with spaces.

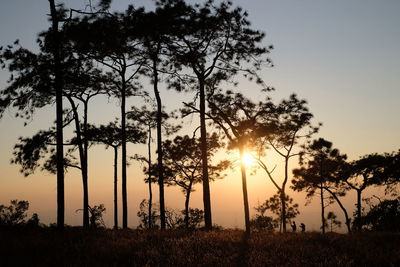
xmin=128 ymin=105 xmax=180 ymax=229
xmin=195 ymin=91 xmax=273 ymax=233
xmin=134 ymin=3 xmax=186 ymax=231
xmin=292 ymin=138 xmax=351 ymax=233
xmin=48 ymin=0 xmax=65 ymax=230
xmin=292 ymin=138 xmax=347 ymax=234
xmin=326 ymin=211 xmax=341 ymax=232
xmin=255 ymin=94 xmax=318 ymax=233
xmin=344 ymin=153 xmax=388 ymax=231
xmin=250 ymin=203 xmax=276 ymax=232
xmin=0 ymin=200 xmax=30 ymax=227
xmin=357 ymin=197 xmax=400 ymax=232
xmin=65 ymin=5 xmax=146 ymax=229
xmin=0 ymin=30 xmax=110 ymax=228
xmin=162 ymin=134 xmax=229 ymax=228
xmin=254 ymin=193 xmax=299 ymax=232
xmin=162 ymin=0 xmax=272 ymax=229
xmin=85 ymin=120 xmax=146 ymax=229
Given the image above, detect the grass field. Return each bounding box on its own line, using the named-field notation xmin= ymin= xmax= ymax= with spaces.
xmin=0 ymin=228 xmax=399 ymax=266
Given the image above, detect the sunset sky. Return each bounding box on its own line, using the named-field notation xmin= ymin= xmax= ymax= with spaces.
xmin=0 ymin=0 xmax=399 ymax=231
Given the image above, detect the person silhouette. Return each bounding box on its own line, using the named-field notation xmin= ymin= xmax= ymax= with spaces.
xmin=291 ymin=221 xmax=296 ymax=232
xmin=300 ymin=223 xmax=305 ymax=232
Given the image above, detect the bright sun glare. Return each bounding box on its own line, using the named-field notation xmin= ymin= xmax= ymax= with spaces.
xmin=242 ymin=153 xmax=255 ymax=167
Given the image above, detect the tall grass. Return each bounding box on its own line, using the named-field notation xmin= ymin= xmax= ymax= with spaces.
xmin=0 ymin=228 xmax=399 ymax=266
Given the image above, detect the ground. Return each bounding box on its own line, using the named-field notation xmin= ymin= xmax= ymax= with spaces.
xmin=0 ymin=228 xmax=399 ymax=266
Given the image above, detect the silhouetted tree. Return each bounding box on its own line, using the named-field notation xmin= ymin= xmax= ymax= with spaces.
xmin=292 ymin=138 xmax=347 ymax=234
xmin=65 ymin=4 xmax=147 ymax=229
xmin=129 ymin=106 xmax=157 ymax=230
xmin=197 ymin=91 xmax=273 ymax=233
xmin=250 ymin=203 xmax=276 ymax=232
xmin=344 ymin=153 xmax=388 ymax=231
xmin=326 ymin=211 xmax=341 ymax=232
xmin=85 ymin=121 xmax=146 ymax=229
xmin=163 ymin=0 xmax=272 ymax=229
xmin=292 ymin=138 xmax=351 ymax=233
xmin=137 ymin=199 xmax=160 ymax=229
xmin=134 ymin=4 xmax=183 ymax=230
xmin=48 ymin=0 xmax=65 ymax=230
xmin=357 ymin=197 xmax=400 ymax=232
xmin=255 ymin=94 xmax=318 ymax=232
xmin=0 ymin=16 xmax=111 ymax=228
xmin=162 ymin=134 xmax=229 ymax=228
xmin=254 ymin=193 xmax=299 ymax=232
xmin=0 ymin=1 xmax=66 ymax=229
xmin=128 ymin=105 xmax=180 ymax=229
xmin=0 ymin=200 xmax=30 ymax=227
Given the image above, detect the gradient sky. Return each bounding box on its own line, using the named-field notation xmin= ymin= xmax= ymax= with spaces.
xmin=0 ymin=0 xmax=399 ymax=231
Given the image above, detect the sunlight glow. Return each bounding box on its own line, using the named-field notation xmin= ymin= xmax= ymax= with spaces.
xmin=242 ymin=153 xmax=256 ymax=167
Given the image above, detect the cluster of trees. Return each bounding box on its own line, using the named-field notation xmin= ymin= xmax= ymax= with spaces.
xmin=0 ymin=200 xmax=39 ymax=227
xmin=0 ymin=0 xmax=399 ymax=233
xmin=292 ymin=139 xmax=400 ymax=233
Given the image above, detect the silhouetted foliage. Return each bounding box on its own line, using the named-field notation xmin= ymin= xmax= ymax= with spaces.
xmin=65 ymin=1 xmax=148 ymax=229
xmin=161 ymin=0 xmax=273 ymax=230
xmin=0 ymin=200 xmax=38 ymax=227
xmin=201 ymin=90 xmax=274 ymax=233
xmin=356 ymin=197 xmax=400 ymax=232
xmin=326 ymin=211 xmax=341 ymax=232
xmin=255 ymin=94 xmax=318 ymax=232
xmin=344 ymin=153 xmax=391 ymax=231
xmin=292 ymin=138 xmax=348 ymax=233
xmin=254 ymin=193 xmax=299 ymax=232
xmin=137 ymin=199 xmax=204 ymax=229
xmin=162 ymin=134 xmax=229 ymax=228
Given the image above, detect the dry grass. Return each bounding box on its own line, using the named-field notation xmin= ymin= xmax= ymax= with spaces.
xmin=0 ymin=228 xmax=399 ymax=266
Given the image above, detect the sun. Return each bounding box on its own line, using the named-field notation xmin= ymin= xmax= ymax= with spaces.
xmin=242 ymin=153 xmax=255 ymax=167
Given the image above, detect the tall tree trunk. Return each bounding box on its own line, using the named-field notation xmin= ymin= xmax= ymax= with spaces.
xmin=49 ymin=0 xmax=64 ymax=230
xmin=280 ymin=190 xmax=286 ymax=233
xmin=114 ymin=146 xmax=118 ymax=229
xmin=239 ymin=147 xmax=250 ymax=234
xmin=281 ymin=157 xmax=290 ymax=233
xmin=82 ymin=101 xmax=90 ymax=228
xmin=324 ymin=187 xmax=351 ymax=233
xmin=320 ymin=185 xmax=325 ymax=234
xmin=153 ymin=59 xmax=166 ymax=230
xmin=184 ymin=179 xmax=194 ymax=229
xmin=147 ymin=124 xmax=152 ymax=229
xmin=357 ymin=189 xmax=362 ymax=231
xmin=121 ymin=72 xmax=128 ymax=229
xmin=199 ymin=79 xmax=212 ymax=230
xmin=67 ymin=97 xmax=89 ymax=228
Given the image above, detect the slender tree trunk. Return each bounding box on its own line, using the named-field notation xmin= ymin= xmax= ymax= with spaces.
xmin=280 ymin=190 xmax=286 ymax=233
xmin=281 ymin=156 xmax=290 ymax=233
xmin=83 ymin=101 xmax=89 ymax=227
xmin=114 ymin=146 xmax=118 ymax=229
xmin=324 ymin=187 xmax=351 ymax=233
xmin=49 ymin=0 xmax=64 ymax=230
xmin=357 ymin=189 xmax=362 ymax=231
xmin=184 ymin=179 xmax=194 ymax=229
xmin=199 ymin=79 xmax=212 ymax=230
xmin=320 ymin=185 xmax=325 ymax=234
xmin=67 ymin=97 xmax=89 ymax=228
xmin=239 ymin=147 xmax=250 ymax=234
xmin=147 ymin=124 xmax=152 ymax=229
xmin=121 ymin=71 xmax=128 ymax=229
xmin=184 ymin=188 xmax=191 ymax=229
xmin=153 ymin=59 xmax=166 ymax=230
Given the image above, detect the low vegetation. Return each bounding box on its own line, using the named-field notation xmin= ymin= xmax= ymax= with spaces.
xmin=0 ymin=228 xmax=398 ymax=266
